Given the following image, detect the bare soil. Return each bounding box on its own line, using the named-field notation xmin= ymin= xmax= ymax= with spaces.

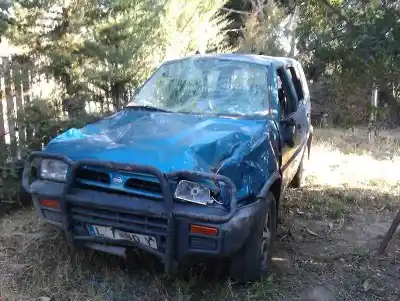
xmin=0 ymin=128 xmax=399 ymax=301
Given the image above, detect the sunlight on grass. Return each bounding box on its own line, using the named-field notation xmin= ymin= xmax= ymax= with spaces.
xmin=307 ymin=128 xmax=400 ymax=192
xmin=284 ymin=128 xmax=400 ymax=219
xmin=306 ymin=145 xmax=400 ymax=190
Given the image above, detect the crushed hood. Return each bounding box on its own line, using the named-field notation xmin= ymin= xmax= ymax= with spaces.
xmin=45 ymin=110 xmax=279 ymax=199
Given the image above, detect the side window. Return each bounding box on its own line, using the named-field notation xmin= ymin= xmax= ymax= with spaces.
xmin=276 ymin=67 xmax=297 ymax=118
xmin=287 ymin=66 xmax=304 ymax=103
xmin=296 ymin=64 xmax=310 ymax=101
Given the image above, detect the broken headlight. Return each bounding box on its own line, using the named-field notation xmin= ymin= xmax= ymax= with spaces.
xmin=40 ymin=159 xmax=68 ymax=182
xmin=174 ymin=180 xmax=217 ymax=206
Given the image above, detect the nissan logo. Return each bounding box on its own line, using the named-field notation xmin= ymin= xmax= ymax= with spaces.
xmin=112 ymin=176 xmax=123 ymax=184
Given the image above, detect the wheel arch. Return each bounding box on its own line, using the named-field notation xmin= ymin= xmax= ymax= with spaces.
xmin=270 ymin=177 xmax=282 ymax=211
xmin=257 ymin=171 xmax=282 ymax=214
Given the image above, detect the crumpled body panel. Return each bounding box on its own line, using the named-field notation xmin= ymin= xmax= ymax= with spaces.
xmin=45 ymin=110 xmax=280 ymax=200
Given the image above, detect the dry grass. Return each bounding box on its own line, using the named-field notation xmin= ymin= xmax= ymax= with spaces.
xmin=285 ymin=127 xmax=400 ymax=219
xmin=0 ymin=127 xmax=399 ymax=301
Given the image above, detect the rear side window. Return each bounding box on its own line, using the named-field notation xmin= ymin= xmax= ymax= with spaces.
xmin=295 ymin=64 xmax=310 ymax=101
xmin=276 ymin=68 xmax=297 ymax=118
xmin=286 ymin=66 xmax=304 ymax=102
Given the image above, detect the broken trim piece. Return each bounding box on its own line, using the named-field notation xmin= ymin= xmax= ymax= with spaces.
xmin=256 ymin=171 xmax=281 ymax=200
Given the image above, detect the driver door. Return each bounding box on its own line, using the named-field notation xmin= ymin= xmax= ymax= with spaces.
xmin=276 ymin=66 xmax=305 ymax=188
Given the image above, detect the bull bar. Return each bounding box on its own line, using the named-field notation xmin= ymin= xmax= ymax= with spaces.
xmin=22 ymin=151 xmax=238 ymax=274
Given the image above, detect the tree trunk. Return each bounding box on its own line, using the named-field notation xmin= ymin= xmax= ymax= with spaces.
xmin=368 ymin=82 xmax=378 ymax=142
xmin=111 ymin=82 xmax=124 ymax=111
xmin=289 ymin=5 xmax=298 ymax=58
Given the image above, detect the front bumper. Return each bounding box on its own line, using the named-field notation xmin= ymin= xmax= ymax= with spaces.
xmin=23 ymin=152 xmax=266 ymax=273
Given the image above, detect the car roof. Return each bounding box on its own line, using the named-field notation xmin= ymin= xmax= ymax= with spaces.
xmin=162 ymin=53 xmax=298 ymax=68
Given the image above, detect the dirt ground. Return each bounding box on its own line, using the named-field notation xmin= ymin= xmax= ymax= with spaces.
xmin=0 ymin=128 xmax=399 ymax=301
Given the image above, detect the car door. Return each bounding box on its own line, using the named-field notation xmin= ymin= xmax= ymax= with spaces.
xmin=286 ymin=64 xmax=310 ymax=180
xmin=277 ymin=64 xmax=308 ymax=188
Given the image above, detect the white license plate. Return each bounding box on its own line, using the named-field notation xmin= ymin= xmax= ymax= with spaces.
xmin=87 ymin=225 xmax=157 ymax=249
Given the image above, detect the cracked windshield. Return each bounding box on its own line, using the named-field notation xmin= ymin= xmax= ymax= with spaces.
xmin=128 ymin=59 xmax=269 ymax=115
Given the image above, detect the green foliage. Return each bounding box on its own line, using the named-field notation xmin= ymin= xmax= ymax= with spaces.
xmin=79 ymin=0 xmax=166 ymax=108
xmin=0 ymin=96 xmax=102 ymax=206
xmin=0 ymin=0 xmax=10 ymax=37
xmin=2 ymin=0 xmax=231 ymax=205
xmin=18 ymin=98 xmax=102 ymax=153
xmin=237 ymin=0 xmax=288 ymax=56
xmin=8 ymin=0 xmax=230 ymax=112
xmin=296 ymin=0 xmax=400 ymax=126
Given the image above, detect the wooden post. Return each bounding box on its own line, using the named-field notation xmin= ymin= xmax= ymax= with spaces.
xmin=289 ymin=5 xmax=299 ymax=58
xmin=21 ymin=62 xmax=32 ymax=142
xmin=13 ymin=62 xmax=26 ymax=152
xmin=3 ymin=57 xmax=17 ymax=157
xmin=368 ymin=81 xmax=378 ymax=142
xmin=377 ymin=210 xmax=400 ymax=254
xmin=0 ymin=58 xmax=6 ymax=145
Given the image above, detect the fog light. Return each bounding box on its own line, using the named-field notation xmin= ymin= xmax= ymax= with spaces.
xmin=40 ymin=199 xmax=60 ymax=209
xmin=190 ymin=224 xmax=218 ymax=236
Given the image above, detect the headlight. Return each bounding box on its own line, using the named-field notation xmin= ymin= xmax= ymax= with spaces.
xmin=174 ymin=180 xmax=216 ymax=205
xmin=40 ymin=159 xmax=68 ymax=182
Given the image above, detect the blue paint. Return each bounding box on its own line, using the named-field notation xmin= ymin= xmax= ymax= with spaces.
xmin=52 ymin=127 xmax=88 ymax=141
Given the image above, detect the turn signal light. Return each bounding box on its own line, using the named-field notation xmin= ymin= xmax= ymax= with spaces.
xmin=190 ymin=224 xmax=218 ymax=236
xmin=40 ymin=199 xmax=60 ymax=209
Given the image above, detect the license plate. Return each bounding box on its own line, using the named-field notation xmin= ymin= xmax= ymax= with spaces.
xmin=86 ymin=225 xmax=157 ymax=249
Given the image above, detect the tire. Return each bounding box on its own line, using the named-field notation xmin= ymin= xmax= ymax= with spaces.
xmin=290 ymin=144 xmax=308 ymax=188
xmin=229 ymin=192 xmax=277 ymax=283
xmin=18 ymin=184 xmax=32 ymax=207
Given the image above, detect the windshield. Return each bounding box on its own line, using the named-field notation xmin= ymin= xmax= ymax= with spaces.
xmin=127 ymin=58 xmax=270 ymax=116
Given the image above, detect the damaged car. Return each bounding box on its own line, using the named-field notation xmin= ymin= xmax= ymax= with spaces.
xmin=22 ymin=54 xmax=313 ymax=282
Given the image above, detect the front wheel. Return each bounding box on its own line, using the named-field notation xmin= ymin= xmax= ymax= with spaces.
xmin=229 ymin=192 xmax=277 ymax=283
xmin=19 ymin=184 xmax=32 ymax=207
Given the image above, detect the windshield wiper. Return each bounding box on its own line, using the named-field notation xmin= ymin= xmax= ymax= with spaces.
xmin=126 ymin=105 xmax=172 ymax=113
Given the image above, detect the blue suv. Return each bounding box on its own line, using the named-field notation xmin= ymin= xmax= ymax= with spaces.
xmin=23 ymin=54 xmax=313 ymax=282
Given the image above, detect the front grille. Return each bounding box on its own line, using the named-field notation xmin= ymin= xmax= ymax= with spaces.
xmin=69 ymin=203 xmax=168 ymax=236
xmin=74 ymin=167 xmax=163 ymax=200
xmin=76 ymin=168 xmax=110 ymax=184
xmin=125 ymin=178 xmax=161 ymax=194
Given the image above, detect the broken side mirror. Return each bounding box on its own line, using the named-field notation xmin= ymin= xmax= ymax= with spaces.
xmin=280 ymin=118 xmax=296 ymax=147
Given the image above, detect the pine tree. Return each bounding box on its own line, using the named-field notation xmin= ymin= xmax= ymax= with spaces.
xmin=7 ymin=0 xmax=231 ymax=113
xmin=237 ymin=0 xmax=289 ymax=56
xmin=0 ymin=0 xmax=11 ymax=40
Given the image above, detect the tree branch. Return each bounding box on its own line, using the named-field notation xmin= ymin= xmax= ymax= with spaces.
xmin=220 ymin=7 xmax=251 ymax=15
xmin=222 ymin=28 xmax=245 ymax=33
xmin=318 ymin=0 xmax=354 ymax=28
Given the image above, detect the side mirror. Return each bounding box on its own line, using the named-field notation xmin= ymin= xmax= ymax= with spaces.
xmin=280 ymin=118 xmax=296 ymax=147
